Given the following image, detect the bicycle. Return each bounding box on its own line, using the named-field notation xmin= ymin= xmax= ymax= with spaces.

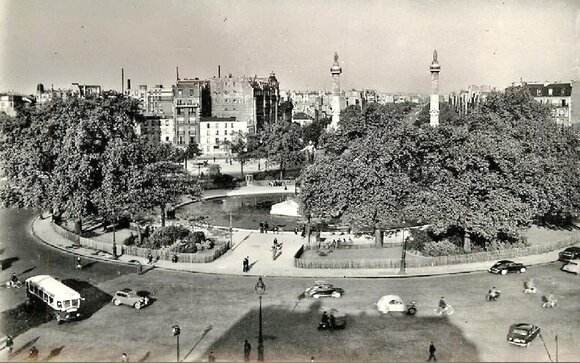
xmin=5 ymin=280 xmax=22 ymax=289
xmin=434 ymin=305 xmax=454 ymax=316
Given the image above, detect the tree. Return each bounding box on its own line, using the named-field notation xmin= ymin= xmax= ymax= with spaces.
xmin=128 ymin=161 xmax=202 ymax=227
xmin=262 ymin=121 xmax=304 ymax=178
xmin=224 ymin=131 xmax=251 ymax=177
xmin=302 ymin=116 xmax=331 ymax=145
xmin=0 ymin=92 xmax=143 ymax=233
xmin=278 ymin=100 xmax=293 ymax=122
xmin=182 ymin=143 xmax=202 ymax=171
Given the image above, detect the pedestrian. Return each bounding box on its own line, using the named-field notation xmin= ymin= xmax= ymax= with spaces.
xmin=427 ymin=342 xmax=437 ymax=362
xmin=28 ymin=346 xmax=39 ymax=361
xmin=147 ymin=251 xmax=153 ymax=264
xmin=121 ymin=352 xmax=129 ymax=362
xmin=208 ymin=350 xmax=216 ymax=362
xmin=172 ymin=254 xmax=178 ymax=263
xmin=213 ymin=157 xmax=216 ymax=162
xmin=243 ymin=340 xmax=252 ymax=362
xmin=243 ymin=257 xmax=248 ymax=273
xmin=5 ymin=335 xmax=13 ymax=354
xmin=264 ymin=222 xmax=269 ymax=233
xmin=294 ymin=227 xmax=298 ymax=235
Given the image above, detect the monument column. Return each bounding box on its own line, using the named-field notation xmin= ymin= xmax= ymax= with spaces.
xmin=429 ymin=50 xmax=441 ymax=127
xmin=329 ymin=52 xmax=342 ymax=130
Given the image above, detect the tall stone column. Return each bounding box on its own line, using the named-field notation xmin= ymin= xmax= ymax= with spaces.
xmin=329 ymin=52 xmax=342 ymax=130
xmin=429 ymin=50 xmax=441 ymax=127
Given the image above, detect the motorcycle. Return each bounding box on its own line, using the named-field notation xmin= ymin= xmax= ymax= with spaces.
xmin=406 ymin=301 xmax=418 ymax=315
xmin=485 ymin=290 xmax=501 ymax=301
xmin=542 ymin=296 xmax=558 ymax=308
xmin=317 ymin=309 xmax=346 ymax=331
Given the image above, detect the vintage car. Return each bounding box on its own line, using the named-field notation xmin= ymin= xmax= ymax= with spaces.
xmin=558 ymin=247 xmax=580 ymax=262
xmin=112 ymin=288 xmax=150 ymax=310
xmin=561 ymin=259 xmax=579 ymax=275
xmin=376 ymin=295 xmax=417 ymax=315
xmin=507 ymin=323 xmax=540 ymax=347
xmin=488 ymin=260 xmax=527 ymax=275
xmin=304 ymin=281 xmax=344 ymax=299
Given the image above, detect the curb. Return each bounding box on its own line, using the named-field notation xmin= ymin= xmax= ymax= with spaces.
xmin=30 ymin=215 xmax=565 ymax=280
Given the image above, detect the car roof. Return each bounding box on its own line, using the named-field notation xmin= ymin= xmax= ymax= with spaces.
xmin=119 ymin=288 xmax=133 ymax=293
xmin=378 ymin=295 xmax=402 ymax=301
xmin=511 ymin=323 xmax=534 ymax=330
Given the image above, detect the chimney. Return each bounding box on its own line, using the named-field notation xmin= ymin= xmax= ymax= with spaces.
xmin=218 ymin=65 xmax=221 ymax=78
xmin=127 ymin=79 xmax=131 ymax=90
xmin=176 ymin=66 xmax=179 ymax=81
xmin=121 ymin=68 xmax=124 ymax=94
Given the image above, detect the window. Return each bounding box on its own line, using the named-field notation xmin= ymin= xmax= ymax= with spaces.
xmin=225 ymin=123 xmax=228 ymax=128
xmin=190 ymin=136 xmax=195 ymax=144
xmin=215 ymin=137 xmax=219 ymax=144
xmin=207 ymin=130 xmax=210 ymax=136
xmin=536 ymin=89 xmax=542 ymax=96
xmin=207 ymin=123 xmax=210 ymax=128
xmin=561 ymin=88 xmax=566 ymax=96
xmin=562 ymin=99 xmax=567 ymax=107
xmin=231 ymin=123 xmax=234 ymax=128
xmin=179 ymin=136 xmax=183 ymax=144
xmin=178 ymin=90 xmax=183 ymax=97
xmin=548 ymin=88 xmax=553 ymax=96
xmin=64 ymin=300 xmax=71 ymax=308
xmin=215 ymin=123 xmax=219 ymax=128
xmin=189 ymin=89 xmax=194 ymax=96
xmin=216 ymin=130 xmax=219 ymax=135
xmin=166 ymin=136 xmax=170 ymax=142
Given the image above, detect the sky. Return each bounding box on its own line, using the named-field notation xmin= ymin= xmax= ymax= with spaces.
xmin=1 ymin=0 xmax=579 ymax=95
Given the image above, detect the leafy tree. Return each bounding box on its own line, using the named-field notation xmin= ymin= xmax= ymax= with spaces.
xmin=0 ymin=92 xmax=142 ymax=232
xmin=224 ymin=131 xmax=252 ymax=177
xmin=262 ymin=121 xmax=304 ymax=178
xmin=278 ymin=100 xmax=293 ymax=122
xmin=302 ymin=116 xmax=331 ymax=145
xmin=128 ymin=160 xmax=202 ymax=227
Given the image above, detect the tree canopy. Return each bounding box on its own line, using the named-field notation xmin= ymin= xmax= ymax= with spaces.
xmin=0 ymin=92 xmax=201 ymax=231
xmin=299 ymin=89 xmax=580 ymax=249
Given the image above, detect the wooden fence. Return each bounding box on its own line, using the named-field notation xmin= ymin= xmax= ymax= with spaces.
xmin=52 ymin=222 xmax=230 ymax=263
xmin=295 ymin=234 xmax=580 ymax=269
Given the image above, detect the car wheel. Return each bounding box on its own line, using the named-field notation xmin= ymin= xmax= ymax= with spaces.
xmin=520 ymin=268 xmax=526 ymax=273
xmin=408 ymin=308 xmax=417 ymax=315
xmin=113 ymin=299 xmax=121 ymax=306
xmin=501 ymin=269 xmax=508 ymax=275
xmin=134 ymin=302 xmax=142 ymax=310
xmin=332 ymin=292 xmax=342 ymax=298
xmin=313 ymin=294 xmax=320 ymax=299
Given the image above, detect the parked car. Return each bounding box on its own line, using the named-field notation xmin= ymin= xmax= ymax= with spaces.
xmin=376 ymin=295 xmax=417 ymax=315
xmin=507 ymin=323 xmax=540 ymax=347
xmin=561 ymin=259 xmax=579 ymax=274
xmin=304 ymin=281 xmax=344 ymax=299
xmin=112 ymin=288 xmax=150 ymax=310
xmin=558 ymin=247 xmax=580 ymax=262
xmin=488 ymin=260 xmax=526 ymax=275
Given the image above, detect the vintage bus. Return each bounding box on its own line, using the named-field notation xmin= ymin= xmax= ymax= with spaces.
xmin=25 ymin=275 xmax=82 ymax=323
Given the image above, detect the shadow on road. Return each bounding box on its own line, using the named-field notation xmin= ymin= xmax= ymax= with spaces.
xmin=19 ymin=266 xmax=36 ymax=275
xmin=9 ymin=336 xmax=39 ymax=359
xmin=61 ymin=279 xmax=112 ymax=321
xmin=204 ymin=300 xmax=480 ymax=362
xmin=0 ymin=257 xmax=19 ymax=270
xmin=182 ymin=325 xmax=213 ymax=361
xmin=1 ymin=301 xmax=53 ymax=338
xmin=137 ymin=351 xmax=150 ymax=362
xmin=44 ymin=345 xmax=65 ymax=361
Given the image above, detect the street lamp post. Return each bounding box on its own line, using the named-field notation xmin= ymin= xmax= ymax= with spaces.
xmin=172 ymin=324 xmax=181 ymax=362
xmin=255 ymin=277 xmax=266 ymax=362
xmin=398 ymin=221 xmax=407 ymax=275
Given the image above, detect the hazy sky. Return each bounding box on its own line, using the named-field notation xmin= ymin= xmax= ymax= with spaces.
xmin=1 ymin=0 xmax=579 ymax=94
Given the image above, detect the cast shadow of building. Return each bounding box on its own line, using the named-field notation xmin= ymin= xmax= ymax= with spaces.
xmin=205 ymin=300 xmax=480 ymax=362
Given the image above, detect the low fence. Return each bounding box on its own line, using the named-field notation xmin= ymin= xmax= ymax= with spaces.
xmin=52 ymin=222 xmax=231 ymax=264
xmin=294 ymin=234 xmax=580 ymax=269
xmin=303 ymin=241 xmax=402 ymax=250
xmin=247 ymin=179 xmax=296 ymax=187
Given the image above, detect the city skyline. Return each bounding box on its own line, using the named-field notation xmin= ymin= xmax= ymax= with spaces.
xmin=1 ymin=0 xmax=579 ymax=95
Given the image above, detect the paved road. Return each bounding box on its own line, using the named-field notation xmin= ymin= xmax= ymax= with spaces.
xmin=2 ymin=208 xmax=580 ymax=362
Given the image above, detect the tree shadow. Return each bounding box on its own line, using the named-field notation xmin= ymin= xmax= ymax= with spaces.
xmin=204 ymin=300 xmax=480 ymax=362
xmin=1 ymin=301 xmax=54 ymax=338
xmin=9 ymin=336 xmax=40 ymax=360
xmin=61 ymin=279 xmax=112 ymax=321
xmin=44 ymin=345 xmax=65 ymax=361
xmin=0 ymin=257 xmax=19 ymax=270
xmin=81 ymin=261 xmax=99 ymax=270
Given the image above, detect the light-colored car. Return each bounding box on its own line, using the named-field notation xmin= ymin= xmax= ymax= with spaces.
xmin=376 ymin=295 xmax=417 ymax=315
xmin=112 ymin=288 xmax=150 ymax=310
xmin=561 ymin=259 xmax=579 ymax=274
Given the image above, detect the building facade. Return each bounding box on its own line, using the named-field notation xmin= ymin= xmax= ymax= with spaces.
xmin=516 ymin=82 xmax=578 ymax=127
xmin=199 ymin=116 xmax=247 ymax=156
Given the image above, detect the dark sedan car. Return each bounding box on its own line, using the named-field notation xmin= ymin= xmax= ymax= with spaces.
xmin=488 ymin=260 xmax=527 ymax=275
xmin=304 ymin=281 xmax=345 ymax=299
xmin=507 ymin=323 xmax=540 ymax=347
xmin=558 ymin=247 xmax=580 ymax=262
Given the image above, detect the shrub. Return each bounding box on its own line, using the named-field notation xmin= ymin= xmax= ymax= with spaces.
xmin=406 ymin=228 xmax=431 ymax=251
xmin=189 ymin=231 xmax=206 ymax=244
xmin=148 ymin=225 xmax=191 ymax=249
xmin=123 ymin=233 xmax=137 ymax=246
xmin=422 ymin=240 xmax=464 ymax=256
xmin=212 ymin=173 xmax=236 ymax=189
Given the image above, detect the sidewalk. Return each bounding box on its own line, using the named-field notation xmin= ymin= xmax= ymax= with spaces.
xmin=30 ymin=185 xmax=575 ymax=279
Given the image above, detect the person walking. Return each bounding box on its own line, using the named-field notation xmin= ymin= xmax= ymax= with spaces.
xmin=243 ymin=340 xmax=251 ymax=362
xmin=121 ymin=352 xmax=129 ymax=362
xmin=28 ymin=346 xmax=39 ymax=361
xmin=5 ymin=335 xmax=13 ymax=355
xmin=208 ymin=350 xmax=216 ymax=362
xmin=243 ymin=257 xmax=248 ymax=273
xmin=427 ymin=342 xmax=437 ymax=362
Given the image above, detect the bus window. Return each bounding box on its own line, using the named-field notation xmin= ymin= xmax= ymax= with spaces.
xmin=72 ymin=299 xmax=79 ymax=308
xmin=49 ymin=296 xmax=54 ymax=304
xmin=64 ymin=300 xmax=71 ymax=308
xmin=43 ymin=292 xmax=48 ymax=302
xmin=57 ymin=301 xmax=62 ymax=309
xmin=29 ymin=284 xmax=33 ymax=293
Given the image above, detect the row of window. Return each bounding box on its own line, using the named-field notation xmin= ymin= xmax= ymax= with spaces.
xmin=207 ymin=129 xmax=237 ymax=136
